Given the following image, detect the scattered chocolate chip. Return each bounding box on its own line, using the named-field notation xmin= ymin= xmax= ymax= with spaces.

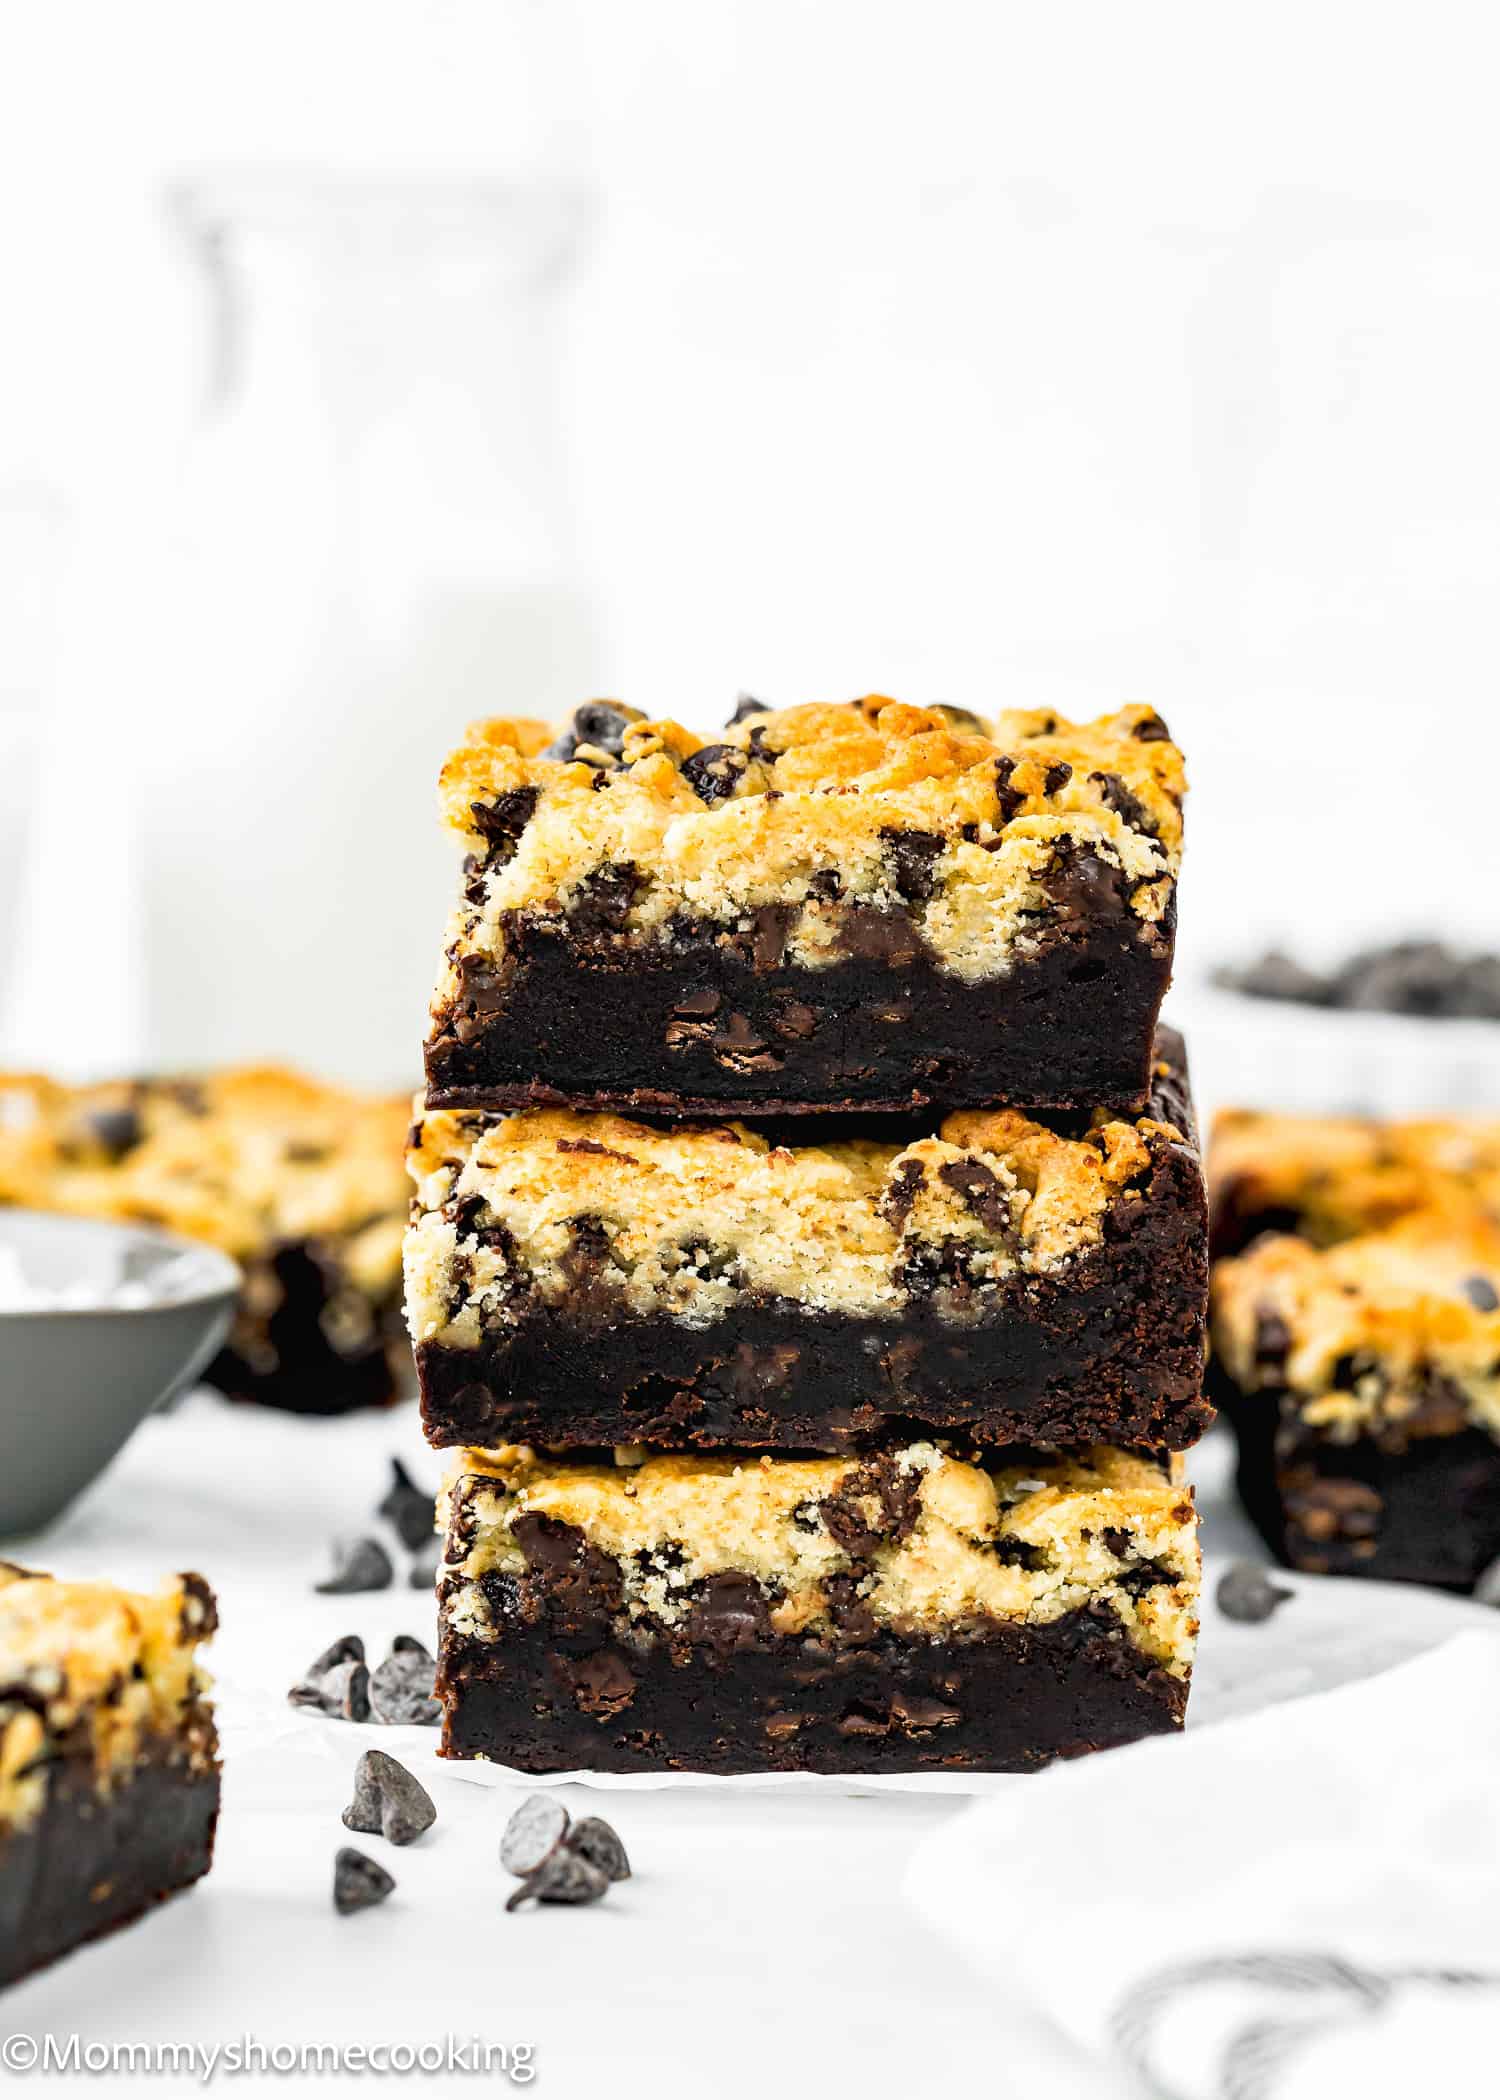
xmin=500 ymin=1793 xmax=571 ymax=1877
xmin=342 ymin=1749 xmax=437 ymax=1847
xmin=316 ymin=1538 xmax=394 ymax=1595
xmin=308 ymin=1634 xmax=366 ymax=1675
xmin=681 ymin=743 xmax=750 ymax=804
xmin=334 ymin=1847 xmax=396 ymax=1916
xmin=1215 ymin=940 xmax=1500 ymax=1020
xmin=725 ymin=692 xmax=769 ymax=724
xmin=289 ymin=1659 xmax=371 ymax=1722
xmin=1463 ymin=1275 xmax=1499 ymax=1313
xmin=506 ymin=1850 xmax=609 ymax=1912
xmin=369 ymin=1641 xmax=440 ymax=1727
xmin=1216 ymin=1561 xmax=1294 ymax=1624
xmin=378 ymin=1458 xmax=437 ymax=1553
xmin=566 ymin=1816 xmax=631 ymax=1883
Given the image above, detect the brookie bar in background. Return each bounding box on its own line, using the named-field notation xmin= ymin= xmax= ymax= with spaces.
xmin=0 ymin=1565 xmax=220 ymax=1988
xmin=435 ymin=1442 xmax=1200 ymax=1775
xmin=423 ymin=697 xmax=1184 ymax=1117
xmin=0 ymin=1068 xmax=411 ymax=1415
xmin=405 ymin=1029 xmax=1208 ymax=1454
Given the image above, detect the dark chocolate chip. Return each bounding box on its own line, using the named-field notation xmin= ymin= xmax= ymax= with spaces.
xmin=506 ymin=1849 xmax=609 ymax=1912
xmin=937 ymin=1156 xmax=1012 ymax=1235
xmin=334 ymin=1847 xmax=396 ymax=1916
xmin=1131 ymin=710 xmax=1171 ymax=742
xmin=1252 ymin=1308 xmax=1293 ymax=1376
xmin=369 ymin=1644 xmax=440 ymax=1727
xmin=378 ymin=1458 xmax=437 ymax=1553
xmin=1463 ymin=1275 xmax=1499 ymax=1314
xmin=1100 ymin=1528 xmax=1132 ymax=1560
xmin=685 ymin=1573 xmax=773 ymax=1654
xmin=1088 ymin=769 xmax=1154 ymax=835
xmin=469 ymin=786 xmax=540 ymax=868
xmin=408 ymin=1542 xmax=441 ymax=1591
xmin=570 ymin=861 xmax=640 ymax=936
xmin=342 ymin=1748 xmax=437 ymax=1847
xmin=1216 ymin=1561 xmax=1294 ymax=1624
xmin=880 ymin=1158 xmax=926 ymax=1230
xmin=880 ymin=828 xmax=945 ymax=905
xmin=566 ymin=1817 xmax=631 ymax=1882
xmin=545 ymin=701 xmax=643 ymax=763
xmin=993 ymin=754 xmax=1024 ymax=824
xmin=177 ymin=1571 xmax=218 ymax=1643
xmin=807 ymin=868 xmax=843 ymax=904
xmin=681 ymin=743 xmax=750 ymax=804
xmin=316 ymin=1538 xmax=394 ymax=1595
xmin=1039 ymin=842 xmax=1131 ymax=926
xmin=726 ymin=692 xmax=770 ymax=724
xmin=307 ymin=1634 xmax=366 ymax=1676
xmin=500 ymin=1793 xmax=570 ymax=1877
xmin=289 ymin=1659 xmax=371 ymax=1722
xmin=85 ymin=1104 xmax=143 ymax=1159
xmin=1042 ymin=761 xmax=1073 ymax=795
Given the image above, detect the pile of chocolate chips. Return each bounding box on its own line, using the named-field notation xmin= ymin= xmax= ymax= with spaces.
xmin=500 ymin=1796 xmax=631 ymax=1911
xmin=1217 ymin=942 xmax=1500 ymax=1019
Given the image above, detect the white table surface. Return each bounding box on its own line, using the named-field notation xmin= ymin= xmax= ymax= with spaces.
xmin=3 ymin=1395 xmax=1486 ymax=2098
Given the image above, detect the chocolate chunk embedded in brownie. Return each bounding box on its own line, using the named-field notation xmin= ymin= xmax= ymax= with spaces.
xmin=0 ymin=1566 xmax=220 ymax=1987
xmin=404 ymin=1030 xmax=1210 ymax=1454
xmin=0 ymin=1067 xmax=411 ymax=1414
xmin=423 ymin=698 xmax=1185 ymax=1115
xmin=435 ymin=1443 xmax=1199 ymax=1774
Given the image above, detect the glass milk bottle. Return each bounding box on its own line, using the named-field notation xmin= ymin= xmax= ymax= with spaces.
xmin=144 ymin=176 xmax=601 ymax=1086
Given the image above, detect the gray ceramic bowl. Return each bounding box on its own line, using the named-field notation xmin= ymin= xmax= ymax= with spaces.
xmin=0 ymin=1210 xmax=240 ymax=1539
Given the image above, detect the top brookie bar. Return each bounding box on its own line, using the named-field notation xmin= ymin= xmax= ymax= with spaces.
xmin=0 ymin=1067 xmax=411 ymax=1414
xmin=406 ymin=1027 xmax=1208 ymax=1454
xmin=424 ymin=696 xmax=1185 ymax=1116
xmin=1209 ymin=1106 xmax=1500 ymax=1259
xmin=0 ymin=1565 xmax=220 ymax=1988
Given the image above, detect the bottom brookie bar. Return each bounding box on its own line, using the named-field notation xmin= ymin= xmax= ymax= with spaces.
xmin=0 ymin=1565 xmax=220 ymax=1989
xmin=436 ymin=1443 xmax=1199 ymax=1775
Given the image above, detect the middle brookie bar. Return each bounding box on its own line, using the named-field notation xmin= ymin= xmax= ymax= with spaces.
xmin=436 ymin=1443 xmax=1199 ymax=1775
xmin=405 ymin=1030 xmax=1209 ymax=1455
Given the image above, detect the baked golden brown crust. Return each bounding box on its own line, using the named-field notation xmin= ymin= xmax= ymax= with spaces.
xmin=429 ymin=699 xmax=1184 ymax=1002
xmin=1211 ymin=1211 xmax=1500 ymax=1440
xmin=0 ymin=1567 xmax=217 ymax=1837
xmin=0 ymin=1067 xmax=408 ymax=1294
xmin=1209 ymin=1107 xmax=1500 ymax=1252
xmin=440 ymin=1443 xmax=1200 ymax=1675
xmin=404 ymin=1092 xmax=1190 ymax=1342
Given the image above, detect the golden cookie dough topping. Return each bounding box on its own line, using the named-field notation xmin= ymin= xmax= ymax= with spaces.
xmin=1212 ymin=1211 xmax=1500 ymax=1440
xmin=0 ymin=1567 xmax=218 ymax=1835
xmin=430 ymin=699 xmax=1184 ymax=991
xmin=0 ymin=1066 xmax=409 ymax=1291
xmin=403 ymin=1095 xmax=1188 ymax=1342
xmin=440 ymin=1444 xmax=1200 ymax=1675
xmin=1210 ymin=1107 xmax=1500 ymax=1246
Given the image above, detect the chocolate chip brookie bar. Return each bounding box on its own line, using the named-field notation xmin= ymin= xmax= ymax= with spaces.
xmin=1209 ymin=1106 xmax=1500 ymax=1258
xmin=406 ymin=1029 xmax=1208 ymax=1454
xmin=435 ymin=1443 xmax=1199 ymax=1774
xmin=0 ymin=1565 xmax=219 ymax=1987
xmin=0 ymin=1067 xmax=410 ymax=1414
xmin=1212 ymin=1212 xmax=1500 ymax=1590
xmin=424 ymin=696 xmax=1184 ymax=1116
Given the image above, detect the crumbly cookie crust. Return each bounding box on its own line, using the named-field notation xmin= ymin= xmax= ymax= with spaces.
xmin=0 ymin=1567 xmax=217 ymax=1836
xmin=429 ymin=699 xmax=1184 ymax=1005
xmin=439 ymin=1444 xmax=1199 ymax=1674
xmin=1212 ymin=1212 xmax=1500 ymax=1440
xmin=404 ymin=1089 xmax=1190 ymax=1344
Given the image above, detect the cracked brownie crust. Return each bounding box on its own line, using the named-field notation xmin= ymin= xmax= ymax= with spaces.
xmin=436 ymin=1443 xmax=1198 ymax=1773
xmin=0 ymin=1566 xmax=220 ymax=1986
xmin=424 ymin=698 xmax=1184 ymax=1114
xmin=0 ymin=1067 xmax=411 ymax=1415
xmin=406 ymin=1032 xmax=1209 ymax=1452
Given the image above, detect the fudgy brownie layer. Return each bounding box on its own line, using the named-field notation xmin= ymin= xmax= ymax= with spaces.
xmin=211 ymin=1241 xmax=410 ymax=1417
xmin=425 ymin=907 xmax=1175 ymax=1117
xmin=1220 ymin=1366 xmax=1500 ymax=1592
xmin=417 ymin=1254 xmax=1209 ymax=1454
xmin=0 ymin=1755 xmax=219 ymax=1989
xmin=439 ymin=1611 xmax=1186 ymax=1774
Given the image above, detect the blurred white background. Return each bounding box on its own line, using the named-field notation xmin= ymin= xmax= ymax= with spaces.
xmin=2 ymin=0 xmax=1498 ymax=1086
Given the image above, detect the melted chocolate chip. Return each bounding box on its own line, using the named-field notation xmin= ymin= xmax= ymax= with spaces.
xmin=881 ymin=828 xmax=945 ymax=905
xmin=469 ymin=786 xmax=540 ymax=867
xmin=681 ymin=743 xmax=750 ymax=804
xmin=559 ymin=1648 xmax=638 ymax=1716
xmin=1089 ymin=769 xmax=1154 ymax=835
xmin=1042 ymin=761 xmax=1073 ymax=795
xmin=881 ymin=1158 xmax=926 ymax=1230
xmin=1132 ymin=710 xmax=1171 ymax=742
xmin=545 ymin=702 xmax=643 ymax=763
xmin=570 ymin=862 xmax=641 ymax=937
xmin=837 ymin=905 xmax=929 ymax=968
xmin=685 ymin=1573 xmax=773 ymax=1654
xmin=1038 ymin=842 xmax=1132 ymax=926
xmin=993 ymin=755 xmax=1024 ymax=824
xmin=937 ymin=1156 xmax=1012 ymax=1235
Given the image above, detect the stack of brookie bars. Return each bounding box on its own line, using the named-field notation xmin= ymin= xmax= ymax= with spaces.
xmin=406 ymin=696 xmax=1211 ymax=1772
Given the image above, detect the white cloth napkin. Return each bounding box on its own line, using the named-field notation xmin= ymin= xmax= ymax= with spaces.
xmin=906 ymin=1631 xmax=1500 ymax=2099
